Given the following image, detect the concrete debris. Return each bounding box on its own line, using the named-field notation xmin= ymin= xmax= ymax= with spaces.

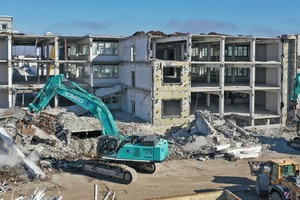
xmin=27 ymin=187 xmax=62 ymax=200
xmin=0 ymin=181 xmax=7 ymax=194
xmin=226 ymin=119 xmax=249 ymax=136
xmin=0 ymin=127 xmax=45 ymax=180
xmin=0 ymin=106 xmax=299 ymax=197
xmin=194 ymin=111 xmax=214 ymax=136
xmin=166 ymin=110 xmax=298 ymax=161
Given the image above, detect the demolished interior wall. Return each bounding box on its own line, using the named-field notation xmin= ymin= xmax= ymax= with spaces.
xmin=152 ymin=60 xmax=190 ymax=127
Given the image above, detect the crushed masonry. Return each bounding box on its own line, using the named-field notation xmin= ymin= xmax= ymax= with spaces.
xmin=0 ymin=106 xmax=299 ymax=198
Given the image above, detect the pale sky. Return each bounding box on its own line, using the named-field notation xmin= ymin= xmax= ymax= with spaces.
xmin=1 ymin=0 xmax=300 ymax=37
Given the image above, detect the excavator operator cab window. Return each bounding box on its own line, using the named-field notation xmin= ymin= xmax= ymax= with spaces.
xmin=98 ymin=136 xmax=118 ymax=155
xmin=271 ymin=164 xmax=278 ymax=181
xmin=281 ymin=165 xmax=295 ymax=177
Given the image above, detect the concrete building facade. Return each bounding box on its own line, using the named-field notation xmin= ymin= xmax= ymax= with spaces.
xmin=0 ymin=16 xmax=299 ymax=130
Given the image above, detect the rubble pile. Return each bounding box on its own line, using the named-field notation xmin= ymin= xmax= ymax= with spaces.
xmin=0 ymin=106 xmax=300 ymax=198
xmin=165 ymin=110 xmax=299 ymax=161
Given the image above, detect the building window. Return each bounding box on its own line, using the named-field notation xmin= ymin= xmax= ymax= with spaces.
xmin=192 ymin=48 xmax=199 ymax=57
xmin=235 ymin=46 xmax=248 ymax=57
xmin=162 ymin=99 xmax=181 ymax=117
xmin=131 ymin=46 xmax=135 ymax=61
xmin=234 ymin=68 xmax=249 ymax=77
xmin=93 ymin=65 xmax=118 ymax=78
xmin=101 ymin=96 xmax=118 ymax=104
xmin=210 ymin=68 xmax=219 ymax=76
xmin=225 ymin=46 xmax=233 ymax=56
xmin=163 ymin=66 xmax=182 ymax=84
xmin=200 ymin=47 xmax=208 ymax=58
xmin=1 ymin=24 xmax=7 ymax=30
xmin=191 ymin=66 xmax=207 ymax=75
xmin=131 ymin=71 xmax=135 ymax=87
xmin=69 ymin=46 xmax=77 ymax=56
xmin=93 ymin=42 xmax=118 ymax=55
xmin=78 ymin=44 xmax=89 ymax=55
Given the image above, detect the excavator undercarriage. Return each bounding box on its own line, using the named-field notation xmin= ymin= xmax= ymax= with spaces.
xmin=82 ymin=159 xmax=157 ymax=184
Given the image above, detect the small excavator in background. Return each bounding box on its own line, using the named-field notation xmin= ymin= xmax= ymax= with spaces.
xmin=22 ymin=74 xmax=168 ymax=184
xmin=248 ymin=159 xmax=300 ymax=200
xmin=289 ymin=73 xmax=300 ymax=149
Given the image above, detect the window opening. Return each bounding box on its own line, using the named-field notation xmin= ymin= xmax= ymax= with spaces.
xmin=162 ymin=99 xmax=181 ymax=117
xmin=163 ymin=66 xmax=182 ymax=84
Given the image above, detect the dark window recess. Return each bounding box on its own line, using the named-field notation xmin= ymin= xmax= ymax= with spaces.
xmin=162 ymin=99 xmax=181 ymax=117
xmin=132 ymin=71 xmax=135 ymax=86
xmin=163 ymin=66 xmax=181 ymax=83
xmin=1 ymin=24 xmax=7 ymax=30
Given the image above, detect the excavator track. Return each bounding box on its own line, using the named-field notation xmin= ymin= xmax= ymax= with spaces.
xmin=127 ymin=162 xmax=158 ymax=174
xmin=82 ymin=160 xmax=137 ymax=184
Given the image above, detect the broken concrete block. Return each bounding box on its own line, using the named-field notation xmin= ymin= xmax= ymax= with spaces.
xmin=0 ymin=127 xmax=13 ymax=147
xmin=182 ymin=136 xmax=207 ymax=152
xmin=214 ymin=144 xmax=231 ymax=152
xmin=226 ymin=119 xmax=249 ymax=135
xmin=11 ymin=144 xmax=46 ymax=180
xmin=199 ymin=148 xmax=216 ymax=155
xmin=231 ymin=152 xmax=260 ymax=159
xmin=220 ymin=145 xmax=262 ymax=154
xmin=194 ymin=111 xmax=214 ymax=136
xmin=171 ymin=129 xmax=189 ymax=140
xmin=33 ymin=125 xmax=61 ymax=144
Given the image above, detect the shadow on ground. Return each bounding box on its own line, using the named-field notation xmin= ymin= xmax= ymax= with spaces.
xmin=206 ymin=175 xmax=265 ymax=200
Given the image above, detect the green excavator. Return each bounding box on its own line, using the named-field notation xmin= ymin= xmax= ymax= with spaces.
xmin=26 ymin=74 xmax=168 ymax=184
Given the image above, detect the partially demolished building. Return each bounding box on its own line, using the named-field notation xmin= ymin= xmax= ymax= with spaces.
xmin=0 ymin=16 xmax=299 ymax=129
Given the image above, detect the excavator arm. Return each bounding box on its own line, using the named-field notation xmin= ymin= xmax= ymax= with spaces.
xmin=28 ymin=74 xmax=120 ymax=137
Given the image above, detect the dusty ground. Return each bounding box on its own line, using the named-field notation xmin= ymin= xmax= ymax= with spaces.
xmin=2 ymin=152 xmax=300 ymax=200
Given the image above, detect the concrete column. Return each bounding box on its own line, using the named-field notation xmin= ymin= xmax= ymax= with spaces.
xmin=250 ymin=38 xmax=256 ymax=62
xmin=46 ymin=64 xmax=50 ymax=80
xmin=207 ymin=68 xmax=211 ymax=83
xmin=281 ymin=35 xmax=295 ymax=126
xmin=206 ymin=94 xmax=210 ymax=107
xmin=249 ymin=64 xmax=255 ymax=125
xmin=64 ymin=37 xmax=68 ymax=61
xmin=54 ymin=38 xmax=59 ymax=107
xmin=36 ymin=48 xmax=40 ymax=84
xmin=89 ymin=38 xmax=94 ymax=88
xmin=220 ymin=37 xmax=225 ymax=63
xmin=181 ymin=43 xmax=185 ymax=61
xmin=90 ymin=64 xmax=94 ymax=87
xmin=186 ymin=36 xmax=192 ymax=62
xmin=152 ymin=42 xmax=156 ymax=59
xmin=54 ymin=37 xmax=59 ymax=71
xmin=231 ymin=67 xmax=235 ymax=83
xmin=7 ymin=35 xmax=12 ymax=107
xmin=46 ymin=43 xmax=49 ymax=59
xmin=219 ymin=64 xmax=225 ymax=118
xmin=249 ymin=38 xmax=256 ymax=125
xmin=219 ymin=37 xmax=225 ymax=118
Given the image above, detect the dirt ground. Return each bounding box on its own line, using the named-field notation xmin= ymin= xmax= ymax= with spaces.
xmin=2 ymin=152 xmax=300 ymax=200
